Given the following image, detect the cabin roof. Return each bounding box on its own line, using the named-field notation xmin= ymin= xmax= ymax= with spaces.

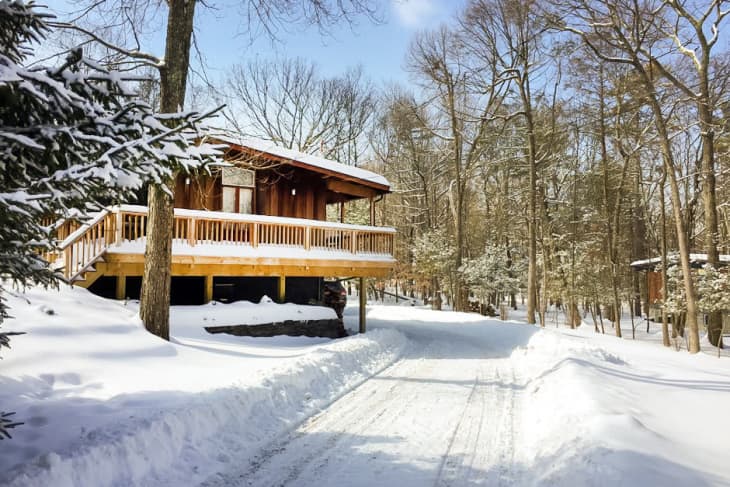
xmin=206 ymin=132 xmax=390 ymax=193
xmin=630 ymin=253 xmax=730 ymax=270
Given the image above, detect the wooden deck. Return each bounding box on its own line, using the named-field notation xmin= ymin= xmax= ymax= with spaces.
xmin=46 ymin=205 xmax=396 ymax=291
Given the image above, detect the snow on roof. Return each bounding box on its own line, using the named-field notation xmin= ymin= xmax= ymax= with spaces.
xmin=207 ymin=131 xmax=390 ymax=190
xmin=630 ymin=253 xmax=730 ymax=268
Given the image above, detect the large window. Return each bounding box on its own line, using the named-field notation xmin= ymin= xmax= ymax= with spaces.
xmin=221 ymin=167 xmax=254 ymax=214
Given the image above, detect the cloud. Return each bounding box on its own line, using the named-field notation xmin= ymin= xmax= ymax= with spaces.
xmin=392 ymin=0 xmax=438 ymax=28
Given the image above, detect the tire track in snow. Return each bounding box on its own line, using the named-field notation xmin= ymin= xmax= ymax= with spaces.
xmin=202 ymin=338 xmax=524 ymax=487
xmin=433 ymin=360 xmax=523 ymax=487
xmin=200 ymin=357 xmax=423 ymax=487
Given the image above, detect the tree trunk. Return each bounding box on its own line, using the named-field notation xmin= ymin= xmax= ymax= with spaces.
xmin=433 ymin=278 xmax=442 ymax=311
xmin=139 ymin=0 xmax=196 ymax=340
xmin=597 ymin=66 xmax=622 ymax=338
xmin=660 ymin=170 xmax=671 ymax=347
xmin=526 ymin=122 xmax=538 ymax=324
xmin=630 ymin=169 xmax=646 ymax=318
xmin=632 ymin=272 xmax=641 ymax=317
xmin=664 ymin=144 xmax=700 ymax=353
xmin=538 ymin=249 xmax=548 ymax=328
xmin=518 ymin=65 xmax=538 ymax=325
xmin=597 ymin=302 xmax=605 ymax=334
xmin=699 ymin=95 xmax=723 ymax=347
xmin=569 ymin=301 xmax=581 ymax=328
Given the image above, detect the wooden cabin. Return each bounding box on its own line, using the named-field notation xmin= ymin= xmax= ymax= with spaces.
xmin=48 ymin=135 xmax=396 ymax=318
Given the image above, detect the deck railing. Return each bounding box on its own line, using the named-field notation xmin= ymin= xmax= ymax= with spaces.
xmin=50 ymin=205 xmax=396 ymax=280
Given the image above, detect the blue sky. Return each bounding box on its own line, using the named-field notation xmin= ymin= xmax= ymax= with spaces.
xmin=42 ymin=0 xmax=464 ymax=87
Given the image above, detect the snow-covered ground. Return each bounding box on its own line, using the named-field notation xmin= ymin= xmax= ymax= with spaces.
xmin=1 ymin=285 xmax=729 ymax=486
xmin=0 ymin=286 xmax=405 ymax=486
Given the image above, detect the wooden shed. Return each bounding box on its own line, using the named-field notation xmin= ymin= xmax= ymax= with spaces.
xmin=630 ymin=253 xmax=730 ymax=319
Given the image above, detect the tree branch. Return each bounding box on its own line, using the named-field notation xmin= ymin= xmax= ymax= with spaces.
xmin=47 ymin=21 xmax=163 ymax=67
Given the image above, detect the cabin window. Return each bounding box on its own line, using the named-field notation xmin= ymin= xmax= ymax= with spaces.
xmin=221 ymin=167 xmax=254 ymax=214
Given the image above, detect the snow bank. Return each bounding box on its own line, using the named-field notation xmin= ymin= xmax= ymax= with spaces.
xmin=0 ymin=286 xmax=408 ymax=487
xmin=7 ymin=329 xmax=406 ymax=487
xmin=512 ymin=328 xmax=730 ymax=486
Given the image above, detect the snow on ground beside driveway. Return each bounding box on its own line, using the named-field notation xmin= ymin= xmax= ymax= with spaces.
xmin=0 ymin=285 xmax=406 ymax=486
xmin=2 ymin=286 xmax=729 ymax=486
xmin=346 ymin=305 xmax=730 ymax=486
xmin=512 ymin=328 xmax=730 ymax=486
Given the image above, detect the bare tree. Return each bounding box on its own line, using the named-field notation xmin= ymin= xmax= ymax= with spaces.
xmin=223 ymin=58 xmax=376 ymax=165
xmin=372 ymin=88 xmax=450 ymax=308
xmin=461 ymin=0 xmax=554 ymax=324
xmin=407 ymin=22 xmax=509 ymax=311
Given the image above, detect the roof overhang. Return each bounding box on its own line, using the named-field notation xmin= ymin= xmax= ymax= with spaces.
xmin=205 ymin=134 xmax=391 ymax=195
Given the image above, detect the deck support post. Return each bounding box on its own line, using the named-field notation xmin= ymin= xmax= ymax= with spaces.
xmin=278 ymin=276 xmax=286 ymax=303
xmin=359 ymin=276 xmax=366 ymax=333
xmin=115 ymin=274 xmax=126 ymax=300
xmin=340 ymin=201 xmax=345 ymax=223
xmin=204 ymin=275 xmax=213 ymax=303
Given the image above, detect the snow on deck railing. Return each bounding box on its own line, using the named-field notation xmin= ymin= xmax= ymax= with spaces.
xmin=49 ymin=205 xmax=396 ymax=280
xmin=118 ymin=204 xmax=396 ymax=233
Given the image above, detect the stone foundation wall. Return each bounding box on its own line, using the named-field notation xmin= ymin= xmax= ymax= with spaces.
xmin=205 ymin=319 xmax=346 ymax=339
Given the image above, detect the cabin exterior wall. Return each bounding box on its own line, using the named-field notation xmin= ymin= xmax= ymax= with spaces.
xmin=173 ymin=168 xmax=328 ymax=221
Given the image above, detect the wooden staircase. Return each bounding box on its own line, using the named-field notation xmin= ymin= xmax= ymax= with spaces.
xmin=45 ymin=208 xmax=117 ymax=287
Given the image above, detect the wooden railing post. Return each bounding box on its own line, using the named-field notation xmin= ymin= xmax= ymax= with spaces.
xmin=115 ymin=210 xmax=123 ymax=245
xmin=252 ymin=223 xmax=259 ymax=248
xmin=351 ymin=230 xmax=358 ymax=254
xmin=65 ymin=247 xmax=72 ymax=280
xmin=277 ymin=276 xmax=286 ymax=303
xmin=304 ymin=226 xmax=311 ymax=250
xmin=188 ymin=217 xmax=197 ymax=246
xmin=115 ymin=274 xmax=126 ymax=300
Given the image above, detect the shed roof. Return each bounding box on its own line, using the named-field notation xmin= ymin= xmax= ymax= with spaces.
xmin=630 ymin=253 xmax=730 ymax=270
xmin=206 ymin=132 xmax=390 ymax=193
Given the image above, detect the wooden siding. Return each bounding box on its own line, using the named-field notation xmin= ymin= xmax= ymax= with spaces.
xmin=647 ymin=271 xmax=663 ymax=304
xmin=256 ymin=170 xmax=327 ymax=220
xmin=174 ymin=173 xmax=221 ymax=211
xmin=174 ymin=167 xmax=331 ymax=221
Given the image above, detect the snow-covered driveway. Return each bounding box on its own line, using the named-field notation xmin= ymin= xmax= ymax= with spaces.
xmin=201 ymin=305 xmax=730 ymax=487
xmin=202 ymin=311 xmax=534 ymax=487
